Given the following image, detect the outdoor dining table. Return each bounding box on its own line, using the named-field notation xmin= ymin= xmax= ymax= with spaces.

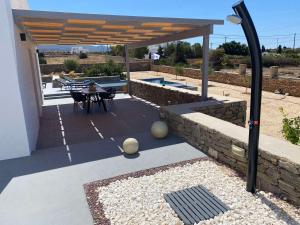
xmin=81 ymin=86 xmax=107 ymax=114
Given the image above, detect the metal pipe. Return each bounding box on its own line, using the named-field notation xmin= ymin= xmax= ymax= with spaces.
xmin=232 ymin=0 xmax=263 ymax=193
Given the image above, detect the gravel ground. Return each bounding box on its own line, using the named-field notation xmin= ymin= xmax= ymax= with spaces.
xmin=131 ymin=71 xmax=300 ymax=140
xmin=85 ymin=159 xmax=300 ymax=225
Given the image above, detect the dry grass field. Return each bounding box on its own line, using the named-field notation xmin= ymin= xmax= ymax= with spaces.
xmin=131 ymin=71 xmax=300 ymax=141
xmin=45 ymin=54 xmax=146 ymax=64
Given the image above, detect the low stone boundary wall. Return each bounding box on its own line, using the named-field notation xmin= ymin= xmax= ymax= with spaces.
xmin=40 ymin=61 xmax=150 ymax=74
xmin=131 ymin=79 xmax=246 ymax=127
xmin=130 ymin=79 xmax=201 ymax=106
xmin=160 ymin=103 xmax=300 ymax=205
xmin=151 ymin=64 xmax=300 ymax=97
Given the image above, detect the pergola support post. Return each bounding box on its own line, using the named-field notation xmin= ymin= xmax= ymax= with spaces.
xmin=201 ymin=34 xmax=209 ymax=100
xmin=124 ymin=45 xmax=131 ymax=95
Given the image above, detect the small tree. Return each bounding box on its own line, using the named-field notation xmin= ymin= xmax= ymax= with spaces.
xmin=64 ymin=59 xmax=79 ymax=72
xmin=262 ymin=45 xmax=266 ymax=53
xmin=209 ymin=48 xmax=225 ymax=71
xmin=175 ymin=65 xmax=184 ymax=80
xmin=277 ymin=45 xmax=283 ymax=54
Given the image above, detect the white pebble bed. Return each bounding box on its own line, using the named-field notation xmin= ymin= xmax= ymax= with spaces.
xmin=97 ymin=161 xmax=300 ymax=225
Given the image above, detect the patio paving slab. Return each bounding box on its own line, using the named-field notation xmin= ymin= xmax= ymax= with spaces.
xmin=0 ymin=140 xmax=206 ymax=225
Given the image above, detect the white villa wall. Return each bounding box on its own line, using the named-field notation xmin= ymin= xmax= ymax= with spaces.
xmin=14 ymin=25 xmax=42 ymax=152
xmin=0 ymin=0 xmax=41 ymax=160
xmin=10 ymin=0 xmax=29 ymax=9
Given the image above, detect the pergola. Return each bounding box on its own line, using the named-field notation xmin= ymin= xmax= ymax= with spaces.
xmin=13 ymin=9 xmax=223 ymax=99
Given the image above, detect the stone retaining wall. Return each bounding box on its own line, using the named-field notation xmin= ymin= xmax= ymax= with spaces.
xmin=130 ymin=79 xmax=201 ymax=106
xmin=151 ymin=64 xmax=300 ymax=97
xmin=131 ymin=79 xmax=247 ymax=127
xmin=160 ymin=103 xmax=300 ymax=205
xmin=40 ymin=61 xmax=150 ymax=74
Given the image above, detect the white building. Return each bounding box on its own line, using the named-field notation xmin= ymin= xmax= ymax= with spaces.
xmin=70 ymin=46 xmax=88 ymax=54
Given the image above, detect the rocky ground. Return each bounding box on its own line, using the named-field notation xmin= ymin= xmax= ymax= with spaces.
xmin=131 ymin=71 xmax=300 ymax=141
xmin=94 ymin=160 xmax=300 ymax=225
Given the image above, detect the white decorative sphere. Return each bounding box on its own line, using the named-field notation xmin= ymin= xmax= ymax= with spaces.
xmin=151 ymin=121 xmax=168 ymax=139
xmin=123 ymin=138 xmax=139 ymax=154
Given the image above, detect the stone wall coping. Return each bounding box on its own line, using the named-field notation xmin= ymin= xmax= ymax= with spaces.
xmin=131 ymin=79 xmax=201 ymax=95
xmin=163 ymin=103 xmax=300 ymax=165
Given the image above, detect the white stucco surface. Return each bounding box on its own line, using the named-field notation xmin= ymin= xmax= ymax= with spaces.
xmin=0 ymin=0 xmax=41 ymax=160
xmin=10 ymin=0 xmax=29 ymax=9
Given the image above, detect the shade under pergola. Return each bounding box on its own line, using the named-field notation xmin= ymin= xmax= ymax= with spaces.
xmin=13 ymin=9 xmax=223 ymax=48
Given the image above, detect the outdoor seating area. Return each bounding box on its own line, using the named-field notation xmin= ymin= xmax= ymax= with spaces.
xmin=1 ymin=1 xmax=300 ymax=225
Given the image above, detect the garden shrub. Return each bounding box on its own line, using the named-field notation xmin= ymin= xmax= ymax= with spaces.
xmin=39 ymin=57 xmax=47 ymax=64
xmin=279 ymin=107 xmax=300 ymax=145
xmin=79 ymin=52 xmax=88 ymax=59
xmin=64 ymin=59 xmax=79 ymax=72
xmin=83 ymin=60 xmax=123 ymax=77
xmin=175 ymin=64 xmax=184 ymax=79
xmin=210 ymin=48 xmax=225 ymax=71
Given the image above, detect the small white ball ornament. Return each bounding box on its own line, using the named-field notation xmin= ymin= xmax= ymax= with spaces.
xmin=151 ymin=121 xmax=168 ymax=139
xmin=123 ymin=138 xmax=139 ymax=154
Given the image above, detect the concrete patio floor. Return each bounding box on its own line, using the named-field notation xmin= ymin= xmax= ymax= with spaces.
xmin=0 ymin=95 xmax=206 ymax=225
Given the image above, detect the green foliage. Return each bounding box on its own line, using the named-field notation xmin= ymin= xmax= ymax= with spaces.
xmin=102 ymin=59 xmax=123 ymax=76
xmin=175 ymin=64 xmax=184 ymax=79
xmin=210 ymin=48 xmax=225 ymax=70
xmin=39 ymin=57 xmax=47 ymax=64
xmin=192 ymin=43 xmax=202 ymax=58
xmin=38 ymin=52 xmax=45 ymax=58
xmin=218 ymin=41 xmax=249 ymax=56
xmin=79 ymin=52 xmax=88 ymax=59
xmin=157 ymin=45 xmax=164 ymax=56
xmin=131 ymin=47 xmax=149 ymax=59
xmin=84 ymin=60 xmax=123 ymax=77
xmin=261 ymin=45 xmax=266 ymax=52
xmin=64 ymin=59 xmax=79 ymax=72
xmin=279 ymin=107 xmax=300 ymax=145
xmin=263 ymin=55 xmax=300 ymax=67
xmin=110 ymin=45 xmax=124 ymax=56
xmin=277 ymin=45 xmax=283 ymax=54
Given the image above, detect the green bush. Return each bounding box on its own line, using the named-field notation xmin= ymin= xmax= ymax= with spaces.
xmin=279 ymin=107 xmax=300 ymax=145
xmin=84 ymin=60 xmax=123 ymax=77
xmin=175 ymin=65 xmax=184 ymax=79
xmin=262 ymin=55 xmax=300 ymax=67
xmin=79 ymin=52 xmax=88 ymax=59
xmin=210 ymin=48 xmax=225 ymax=71
xmin=39 ymin=57 xmax=47 ymax=64
xmin=64 ymin=59 xmax=79 ymax=72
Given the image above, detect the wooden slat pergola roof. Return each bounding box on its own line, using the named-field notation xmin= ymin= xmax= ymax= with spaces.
xmin=13 ymin=9 xmax=223 ymax=48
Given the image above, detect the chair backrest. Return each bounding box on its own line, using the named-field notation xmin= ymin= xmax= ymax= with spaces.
xmin=70 ymin=91 xmax=86 ymax=102
xmin=103 ymin=88 xmax=116 ymax=99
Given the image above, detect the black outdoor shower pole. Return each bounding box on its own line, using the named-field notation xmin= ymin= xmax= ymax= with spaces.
xmin=231 ymin=0 xmax=263 ymax=193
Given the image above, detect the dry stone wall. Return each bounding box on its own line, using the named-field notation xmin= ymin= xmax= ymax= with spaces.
xmin=160 ymin=103 xmax=300 ymax=206
xmin=151 ymin=64 xmax=300 ymax=97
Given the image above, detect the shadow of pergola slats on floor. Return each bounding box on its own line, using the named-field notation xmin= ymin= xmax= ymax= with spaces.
xmin=0 ymin=97 xmax=183 ymax=193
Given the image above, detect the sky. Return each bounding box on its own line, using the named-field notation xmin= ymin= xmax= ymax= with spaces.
xmin=28 ymin=0 xmax=300 ymax=49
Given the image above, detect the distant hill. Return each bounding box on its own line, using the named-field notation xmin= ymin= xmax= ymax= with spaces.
xmin=37 ymin=45 xmax=110 ymax=53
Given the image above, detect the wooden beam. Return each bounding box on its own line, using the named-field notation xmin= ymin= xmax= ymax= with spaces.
xmin=128 ymin=25 xmax=212 ymax=48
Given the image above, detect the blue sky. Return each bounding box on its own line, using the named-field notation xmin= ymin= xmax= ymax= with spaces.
xmin=28 ymin=0 xmax=300 ymax=49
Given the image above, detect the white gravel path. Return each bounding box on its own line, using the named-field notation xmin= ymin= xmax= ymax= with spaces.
xmin=97 ymin=160 xmax=300 ymax=225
